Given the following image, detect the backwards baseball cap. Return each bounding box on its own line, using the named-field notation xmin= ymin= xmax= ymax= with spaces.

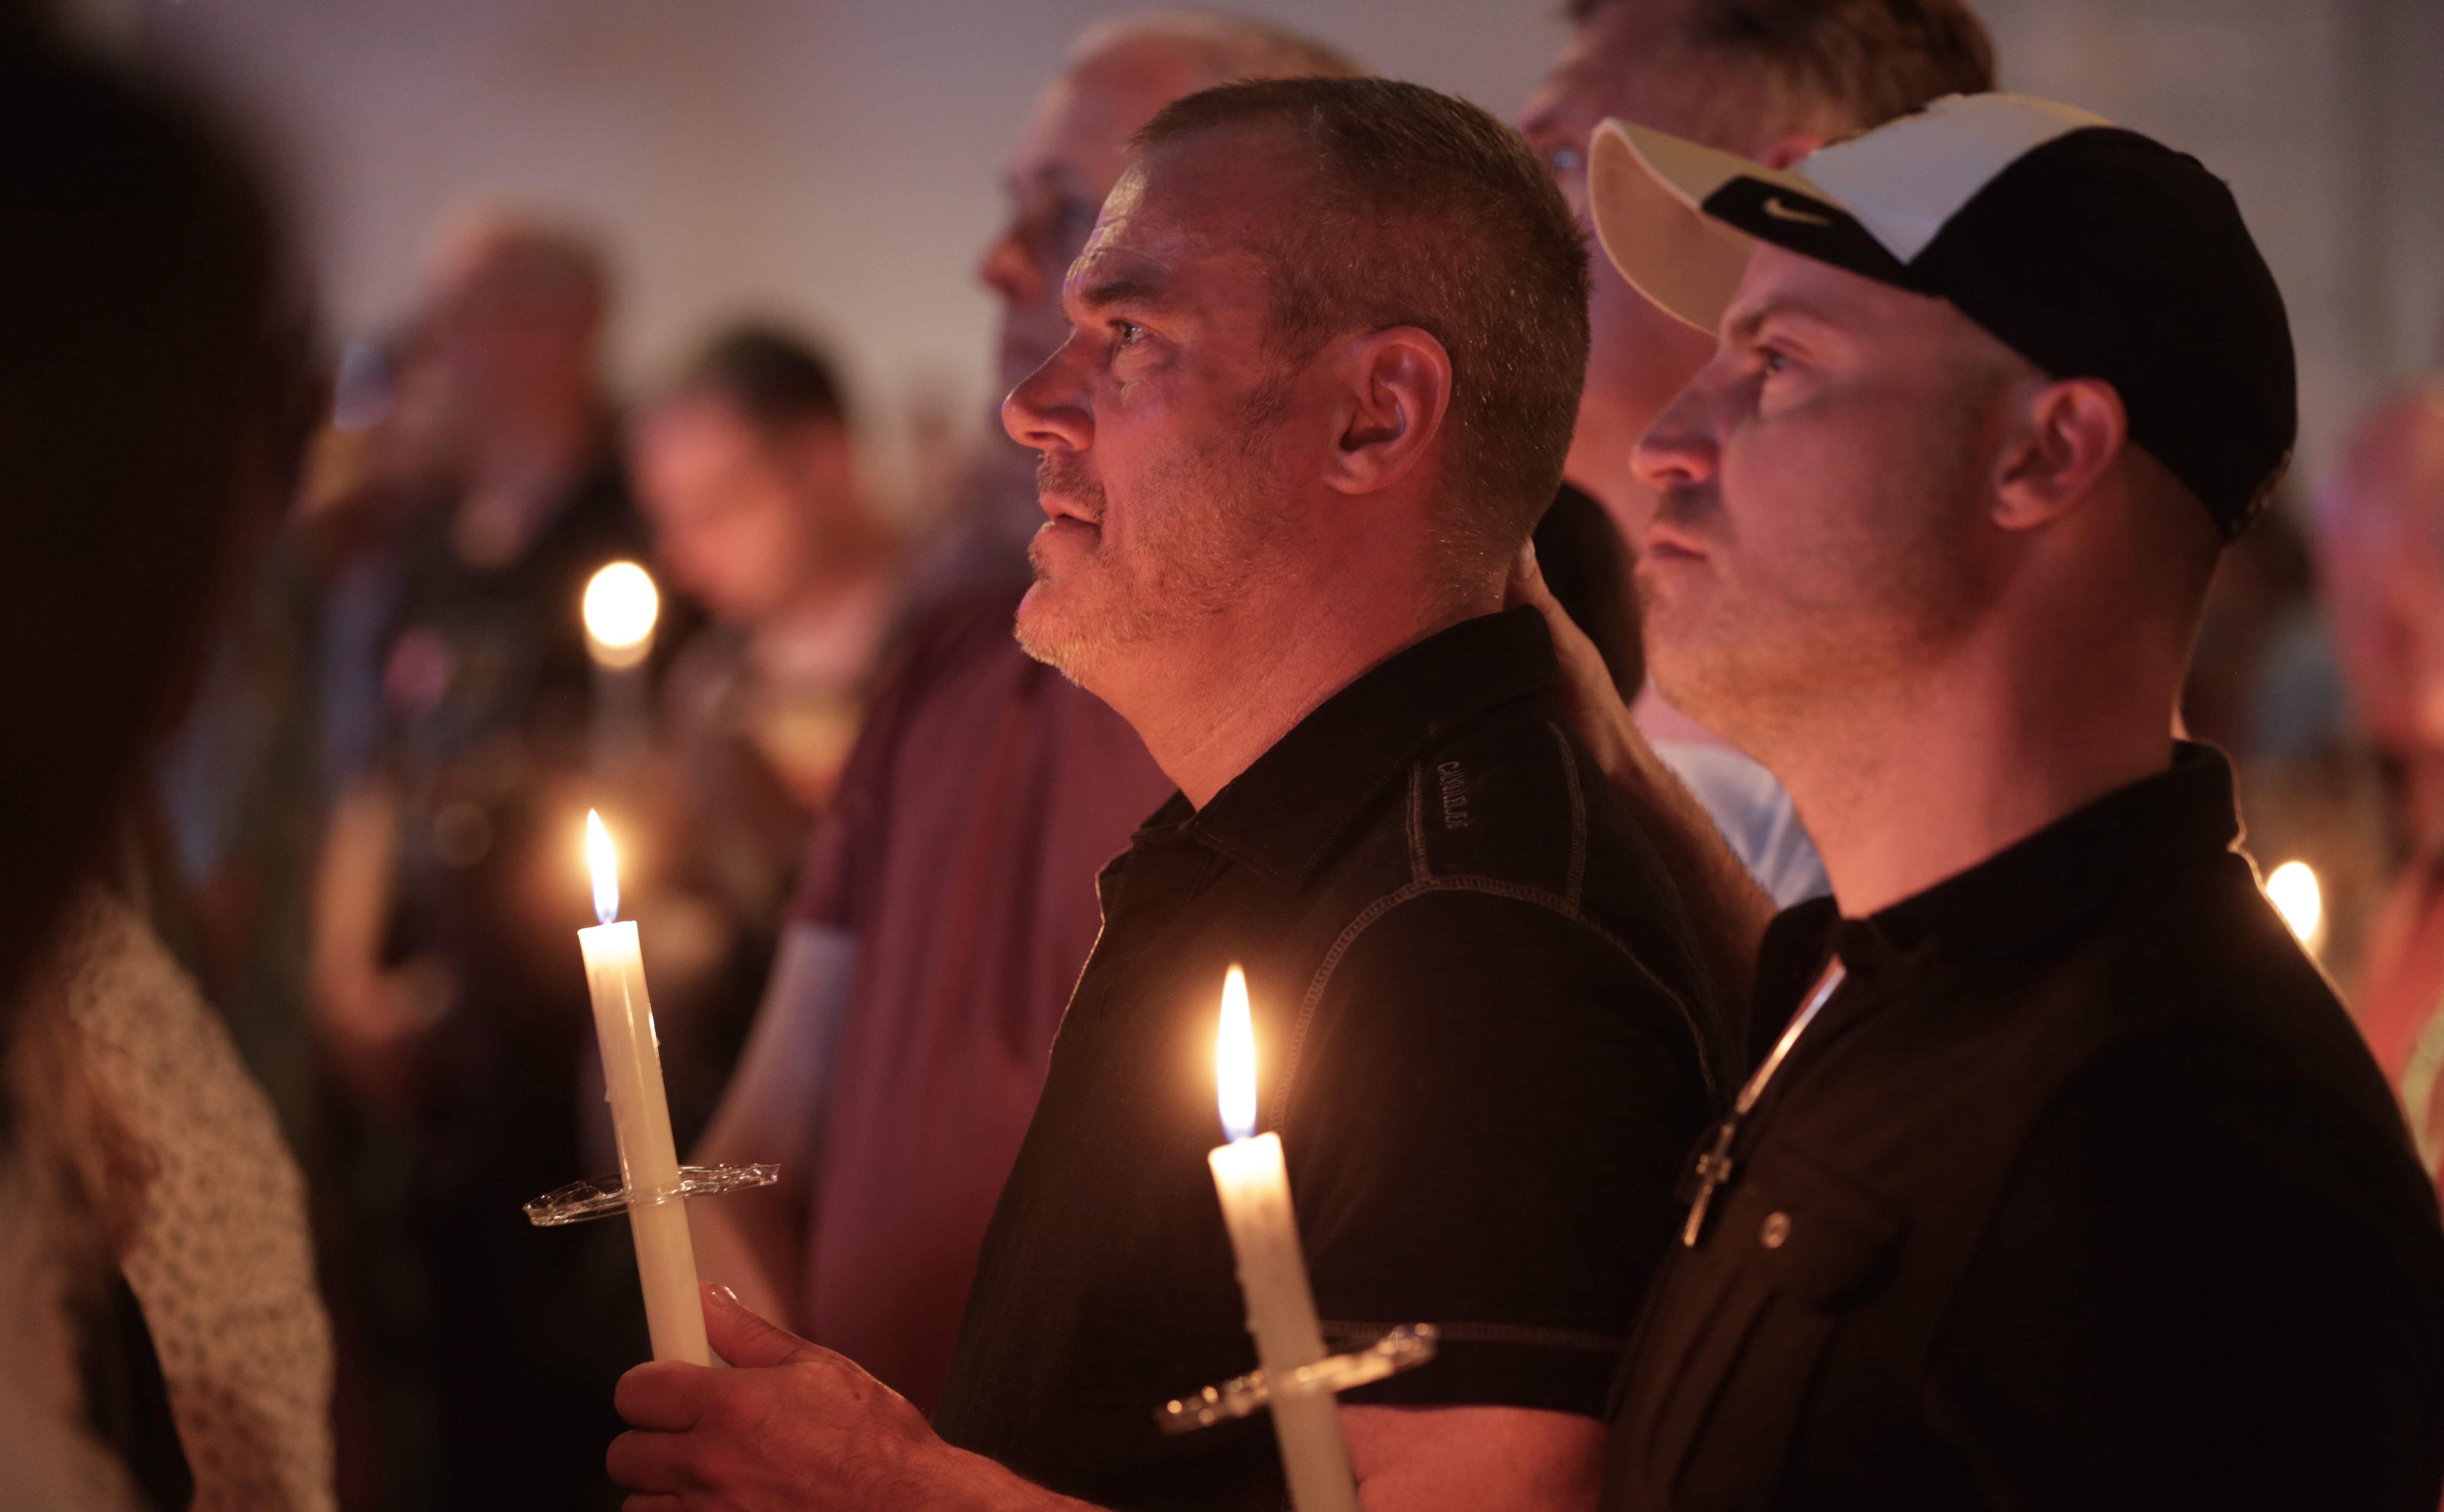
xmin=1589 ymin=93 xmax=2294 ymax=539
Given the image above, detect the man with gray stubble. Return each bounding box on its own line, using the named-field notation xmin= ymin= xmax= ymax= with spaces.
xmin=685 ymin=12 xmax=1361 ymax=1417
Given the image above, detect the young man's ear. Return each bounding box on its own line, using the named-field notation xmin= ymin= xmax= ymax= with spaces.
xmin=1321 ymin=326 xmax=1453 ymax=497
xmin=1992 ymin=376 xmax=2127 ymax=533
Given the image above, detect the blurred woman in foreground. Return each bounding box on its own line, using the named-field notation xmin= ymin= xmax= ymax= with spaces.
xmin=0 ymin=7 xmax=327 ymax=1508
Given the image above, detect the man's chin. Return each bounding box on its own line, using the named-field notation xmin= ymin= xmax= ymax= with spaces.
xmin=1013 ymin=583 xmax=1096 ymax=687
xmin=1641 ymin=619 xmax=1738 ymax=735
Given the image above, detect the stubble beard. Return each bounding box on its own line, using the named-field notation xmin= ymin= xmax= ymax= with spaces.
xmin=1015 ymin=426 xmax=1297 ymax=689
xmin=1638 ymin=432 xmax=1994 ymax=761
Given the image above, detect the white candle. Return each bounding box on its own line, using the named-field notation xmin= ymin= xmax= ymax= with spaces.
xmin=583 ymin=562 xmax=658 ymax=774
xmin=582 ymin=810 xmax=711 ymax=1366
xmin=1207 ymin=965 xmax=1357 ymax=1512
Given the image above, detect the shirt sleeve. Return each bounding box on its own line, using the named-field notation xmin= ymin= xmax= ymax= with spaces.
xmin=786 ymin=591 xmax=999 ymax=929
xmin=1932 ymin=1024 xmax=2444 ymax=1511
xmin=1282 ymin=887 xmax=1717 ymax=1419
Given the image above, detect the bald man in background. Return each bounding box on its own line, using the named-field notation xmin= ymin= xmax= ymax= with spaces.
xmin=2311 ymin=384 xmax=2444 ymax=1189
xmin=1514 ymin=0 xmax=1996 ymax=919
xmin=687 ymin=13 xmax=1360 ymax=1415
xmin=306 ymin=211 xmax=692 ymax=1508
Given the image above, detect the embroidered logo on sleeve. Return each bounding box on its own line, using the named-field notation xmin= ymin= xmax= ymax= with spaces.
xmin=1437 ymin=761 xmax=1470 ymax=830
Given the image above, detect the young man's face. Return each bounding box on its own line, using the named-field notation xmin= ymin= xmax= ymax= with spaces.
xmin=1629 ymin=244 xmax=2017 ymax=748
xmin=1002 ymin=130 xmax=1326 ymax=690
xmin=630 ymin=392 xmax=841 ymax=626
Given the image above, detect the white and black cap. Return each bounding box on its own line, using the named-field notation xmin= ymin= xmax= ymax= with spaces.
xmin=1590 ymin=93 xmax=2295 ymax=539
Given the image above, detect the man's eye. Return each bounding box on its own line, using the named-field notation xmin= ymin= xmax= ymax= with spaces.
xmin=1112 ymin=321 xmax=1146 ymax=348
xmin=1057 ymin=200 xmax=1097 ymax=233
xmin=1547 ymin=145 xmax=1582 ymax=176
xmin=1760 ymin=348 xmax=1791 ymax=376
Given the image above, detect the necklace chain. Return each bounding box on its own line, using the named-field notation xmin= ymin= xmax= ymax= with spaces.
xmin=1681 ymin=956 xmax=1848 ymax=1247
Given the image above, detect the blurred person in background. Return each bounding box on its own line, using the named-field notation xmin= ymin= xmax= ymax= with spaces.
xmin=631 ymin=322 xmax=900 ymax=870
xmin=624 ymin=323 xmax=902 ymax=1177
xmin=305 ymin=211 xmax=691 ymax=1509
xmin=2311 ymin=381 xmax=2444 ymax=1189
xmin=684 ymin=13 xmax=1359 ymax=1415
xmin=1515 ymin=0 xmax=2000 ymax=918
xmin=2177 ymin=495 xmax=2390 ymax=993
xmin=0 ymin=4 xmax=334 ymax=1508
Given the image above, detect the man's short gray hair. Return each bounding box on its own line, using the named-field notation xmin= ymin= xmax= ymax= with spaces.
xmin=1067 ymin=10 xmax=1362 ymax=89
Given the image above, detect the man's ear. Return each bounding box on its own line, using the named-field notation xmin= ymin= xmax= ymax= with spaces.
xmin=1322 ymin=326 xmax=1452 ymax=497
xmin=1993 ymin=376 xmax=2127 ymax=533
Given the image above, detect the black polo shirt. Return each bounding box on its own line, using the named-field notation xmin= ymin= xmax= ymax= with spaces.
xmin=933 ymin=609 xmax=1729 ymax=1512
xmin=1603 ymin=744 xmax=2444 ymax=1511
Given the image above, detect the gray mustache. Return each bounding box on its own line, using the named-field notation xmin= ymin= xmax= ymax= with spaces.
xmin=1036 ymin=454 xmax=1108 ymax=524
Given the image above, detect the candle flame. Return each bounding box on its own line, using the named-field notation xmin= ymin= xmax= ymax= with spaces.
xmin=2267 ymin=860 xmax=2322 ymax=949
xmin=1217 ymin=964 xmax=1256 ymax=1143
xmin=586 ymin=809 xmax=620 ymax=925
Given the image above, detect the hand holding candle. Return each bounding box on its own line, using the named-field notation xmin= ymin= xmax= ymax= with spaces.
xmin=581 ymin=810 xmax=712 ymax=1366
xmin=1207 ymin=965 xmax=1358 ymax=1512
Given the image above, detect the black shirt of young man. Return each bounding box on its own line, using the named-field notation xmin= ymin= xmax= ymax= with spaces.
xmin=1603 ymin=743 xmax=2444 ymax=1512
xmin=932 ymin=607 xmax=1730 ymax=1512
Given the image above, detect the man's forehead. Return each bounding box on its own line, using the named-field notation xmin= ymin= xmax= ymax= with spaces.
xmin=1723 ymin=244 xmax=1960 ymax=344
xmin=1559 ymin=0 xmax=1700 ymax=108
xmin=1060 ymin=202 xmax=1219 ymax=316
xmin=1073 ymin=132 xmax=1299 ymax=280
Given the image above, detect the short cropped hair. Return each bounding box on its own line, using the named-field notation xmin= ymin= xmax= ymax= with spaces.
xmin=674 ymin=323 xmax=850 ymax=439
xmin=1068 ymin=10 xmax=1362 ymax=88
xmin=1570 ymin=0 xmax=1995 ymax=140
xmin=1135 ymin=78 xmax=1591 ymax=582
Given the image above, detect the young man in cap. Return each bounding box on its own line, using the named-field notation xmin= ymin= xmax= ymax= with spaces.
xmin=609 ymin=78 xmax=1723 ymax=1512
xmin=1515 ymin=0 xmax=1997 ymax=971
xmin=1531 ymin=95 xmax=2444 ymax=1506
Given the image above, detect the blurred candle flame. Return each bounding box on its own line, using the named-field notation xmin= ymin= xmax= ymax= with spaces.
xmin=586 ymin=809 xmax=620 ymax=925
xmin=584 ymin=561 xmax=659 ymax=668
xmin=2267 ymin=860 xmax=2322 ymax=949
xmin=1218 ymin=965 xmax=1256 ymax=1144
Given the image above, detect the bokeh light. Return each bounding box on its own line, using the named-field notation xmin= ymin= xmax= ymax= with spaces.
xmin=583 ymin=560 xmax=659 ymax=668
xmin=2267 ymin=860 xmax=2323 ymax=950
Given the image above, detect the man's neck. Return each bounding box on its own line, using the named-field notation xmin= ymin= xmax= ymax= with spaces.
xmin=1757 ymin=637 xmax=2181 ymax=919
xmin=1101 ymin=571 xmax=1495 ymax=810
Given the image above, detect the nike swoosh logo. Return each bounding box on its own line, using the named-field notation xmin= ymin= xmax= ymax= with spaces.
xmin=1762 ymin=195 xmax=1834 ymax=226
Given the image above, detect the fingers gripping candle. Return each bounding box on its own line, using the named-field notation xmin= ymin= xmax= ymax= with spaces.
xmin=1207 ymin=965 xmax=1358 ymax=1512
xmin=581 ymin=811 xmax=712 ymax=1365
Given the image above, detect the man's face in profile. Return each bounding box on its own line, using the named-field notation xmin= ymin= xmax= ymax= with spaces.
xmin=1630 ymin=244 xmax=2009 ymax=745
xmin=1517 ymin=0 xmax=1724 ymax=523
xmin=978 ymin=44 xmax=1203 ymax=398
xmin=1002 ymin=130 xmax=1318 ymax=688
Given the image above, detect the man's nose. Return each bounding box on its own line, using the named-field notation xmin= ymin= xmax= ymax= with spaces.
xmin=977 ymin=223 xmax=1038 ymax=304
xmin=1632 ymin=381 xmax=1722 ymax=495
xmin=1002 ymin=337 xmax=1090 ymax=455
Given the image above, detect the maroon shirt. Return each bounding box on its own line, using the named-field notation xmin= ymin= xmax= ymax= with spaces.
xmin=788 ymin=586 xmax=1175 ymax=1411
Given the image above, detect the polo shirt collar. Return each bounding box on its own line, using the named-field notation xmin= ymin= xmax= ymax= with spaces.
xmin=1756 ymin=743 xmax=2245 ymax=1003
xmin=1180 ymin=607 xmax=1559 ymax=884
